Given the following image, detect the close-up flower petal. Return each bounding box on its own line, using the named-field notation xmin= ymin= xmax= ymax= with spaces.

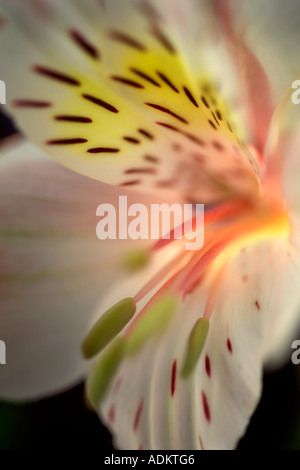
xmin=1 ymin=0 xmax=300 ymax=452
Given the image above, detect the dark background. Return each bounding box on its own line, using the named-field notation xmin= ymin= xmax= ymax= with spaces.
xmin=1 ymin=110 xmax=300 ymax=450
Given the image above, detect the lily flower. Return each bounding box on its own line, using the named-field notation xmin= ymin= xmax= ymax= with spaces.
xmin=1 ymin=0 xmax=300 ymax=450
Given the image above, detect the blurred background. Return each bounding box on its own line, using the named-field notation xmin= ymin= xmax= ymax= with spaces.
xmin=1 ymin=109 xmax=300 ymax=450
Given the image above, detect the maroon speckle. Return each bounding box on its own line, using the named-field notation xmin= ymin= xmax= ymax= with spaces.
xmin=108 ymin=405 xmax=115 ymax=424
xmin=46 ymin=138 xmax=88 ymax=145
xmin=123 ymin=136 xmax=141 ymax=144
xmin=119 ymin=179 xmax=141 ymax=187
xmin=171 ymin=360 xmax=177 ymax=397
xmin=202 ymin=391 xmax=211 ymax=423
xmin=227 ymin=338 xmax=233 ymax=354
xmin=33 ymin=65 xmax=80 ymax=86
xmin=125 ymin=167 xmax=156 ymax=175
xmin=55 ymin=115 xmax=92 ymax=123
xmin=145 ymin=103 xmax=188 ymax=124
xmin=46 ymin=138 xmax=87 ymax=145
xmin=109 ymin=30 xmax=147 ymax=52
xmin=144 ymin=154 xmax=160 ymax=164
xmin=172 ymin=143 xmax=182 ymax=152
xmin=138 ymin=444 xmax=143 ymax=450
xmin=111 ymin=75 xmax=144 ymax=89
xmin=83 ymin=93 xmax=119 ymax=113
xmin=255 ymin=300 xmax=261 ymax=310
xmin=12 ymin=99 xmax=52 ymax=108
xmin=205 ymin=355 xmax=211 ymax=378
xmin=113 ymin=377 xmax=122 ymax=395
xmin=70 ymin=29 xmax=100 ymax=59
xmin=88 ymin=147 xmax=120 ymax=154
xmin=133 ymin=399 xmax=144 ymax=432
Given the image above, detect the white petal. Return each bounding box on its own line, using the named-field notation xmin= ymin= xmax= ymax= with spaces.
xmin=0 ymin=0 xmax=259 ymax=202
xmin=0 ymin=137 xmax=148 ymax=401
xmin=87 ymin=230 xmax=300 ymax=450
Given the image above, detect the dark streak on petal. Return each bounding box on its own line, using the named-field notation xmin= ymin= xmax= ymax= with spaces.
xmin=144 ymin=154 xmax=160 ymax=164
xmin=146 ymin=103 xmax=188 ymax=124
xmin=113 ymin=377 xmax=122 ymax=395
xmin=184 ymin=132 xmax=205 ymax=147
xmin=108 ymin=405 xmax=115 ymax=424
xmin=83 ymin=93 xmax=119 ymax=113
xmin=171 ymin=359 xmax=177 ymax=397
xmin=216 ymin=109 xmax=222 ymax=121
xmin=151 ymin=26 xmax=176 ymax=54
xmin=208 ymin=120 xmax=217 ymax=130
xmin=156 ymin=121 xmax=180 ymax=132
xmin=111 ymin=76 xmax=144 ymax=89
xmin=123 ymin=136 xmax=140 ymax=144
xmin=157 ymin=71 xmax=179 ymax=93
xmin=69 ymin=29 xmax=100 ymax=59
xmin=33 ymin=65 xmax=80 ymax=86
xmin=109 ymin=30 xmax=147 ymax=52
xmin=205 ymin=354 xmax=211 ymax=378
xmin=138 ymin=129 xmax=154 ymax=140
xmin=202 ymin=391 xmax=211 ymax=423
xmin=156 ymin=122 xmax=205 ymax=147
xmin=212 ymin=140 xmax=224 ymax=152
xmin=55 ymin=115 xmax=92 ymax=123
xmin=227 ymin=122 xmax=233 ymax=133
xmin=130 ymin=67 xmax=161 ymax=87
xmin=12 ymin=99 xmax=52 ymax=108
xmin=201 ymin=96 xmax=210 ymax=108
xmin=211 ymin=111 xmax=220 ymax=127
xmin=87 ymin=147 xmax=120 ymax=154
xmin=46 ymin=138 xmax=87 ymax=145
xmin=227 ymin=338 xmax=233 ymax=354
xmin=125 ymin=167 xmax=156 ymax=175
xmin=133 ymin=399 xmax=144 ymax=431
xmin=183 ymin=86 xmax=199 ymax=107
xmin=119 ymin=179 xmax=141 ymax=186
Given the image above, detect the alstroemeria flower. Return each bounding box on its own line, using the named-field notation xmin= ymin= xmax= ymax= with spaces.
xmin=1 ymin=0 xmax=300 ymax=450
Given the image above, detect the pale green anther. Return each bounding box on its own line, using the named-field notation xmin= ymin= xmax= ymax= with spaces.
xmin=126 ymin=295 xmax=178 ymax=356
xmin=121 ymin=249 xmax=150 ymax=272
xmin=81 ymin=297 xmax=136 ymax=359
xmin=85 ymin=337 xmax=126 ymax=409
xmin=181 ymin=318 xmax=210 ymax=378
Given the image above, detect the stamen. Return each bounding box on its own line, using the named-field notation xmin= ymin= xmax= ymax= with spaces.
xmin=85 ymin=337 xmax=126 ymax=408
xmin=81 ymin=297 xmax=136 ymax=359
xmin=126 ymin=295 xmax=178 ymax=355
xmin=121 ymin=249 xmax=150 ymax=271
xmin=181 ymin=318 xmax=210 ymax=378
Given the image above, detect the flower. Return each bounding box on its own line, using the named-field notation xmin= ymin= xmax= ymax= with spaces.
xmin=1 ymin=0 xmax=300 ymax=450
